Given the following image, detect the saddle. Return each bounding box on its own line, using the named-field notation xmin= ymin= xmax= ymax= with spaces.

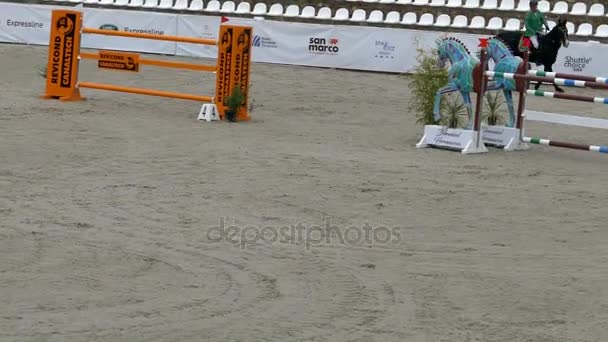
xmin=518 ymin=34 xmax=533 ymax=53
xmin=517 ymin=32 xmax=546 ymax=63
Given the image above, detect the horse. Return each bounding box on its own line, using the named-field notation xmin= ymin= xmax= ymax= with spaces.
xmin=434 ymin=37 xmax=479 ymax=129
xmin=482 ymin=37 xmax=523 ymax=127
xmin=496 ymin=18 xmax=570 ymax=93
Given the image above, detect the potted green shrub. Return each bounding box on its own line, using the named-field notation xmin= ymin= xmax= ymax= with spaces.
xmin=440 ymin=93 xmax=467 ymax=128
xmin=483 ymin=92 xmax=506 ymax=126
xmin=225 ymin=87 xmax=245 ymax=122
xmin=408 ymin=45 xmax=449 ymax=126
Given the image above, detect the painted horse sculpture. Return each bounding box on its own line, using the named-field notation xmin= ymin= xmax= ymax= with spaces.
xmin=434 ymin=37 xmax=528 ymax=129
xmin=482 ymin=37 xmax=524 ymax=128
xmin=434 ymin=37 xmax=478 ymax=129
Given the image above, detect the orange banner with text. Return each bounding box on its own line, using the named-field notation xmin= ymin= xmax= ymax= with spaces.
xmin=42 ymin=10 xmax=82 ymax=100
xmin=98 ymin=50 xmax=140 ymax=72
xmin=214 ymin=25 xmax=252 ymax=121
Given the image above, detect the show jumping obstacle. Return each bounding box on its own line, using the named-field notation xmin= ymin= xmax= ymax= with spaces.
xmin=42 ymin=9 xmax=252 ymax=121
xmin=416 ymin=38 xmax=490 ymax=154
xmin=481 ymin=52 xmax=608 ymax=154
xmin=418 ymin=36 xmax=608 ymax=155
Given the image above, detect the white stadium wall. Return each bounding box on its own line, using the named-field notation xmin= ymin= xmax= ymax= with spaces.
xmin=0 ymin=2 xmax=606 ymax=75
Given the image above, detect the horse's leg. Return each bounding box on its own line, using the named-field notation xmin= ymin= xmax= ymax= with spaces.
xmin=545 ymin=64 xmax=565 ymax=93
xmin=433 ymin=83 xmax=458 ymax=123
xmin=503 ymin=89 xmax=515 ymax=128
xmin=460 ymin=91 xmax=474 ymax=130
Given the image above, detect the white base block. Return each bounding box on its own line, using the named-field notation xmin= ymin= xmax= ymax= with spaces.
xmin=481 ymin=126 xmax=529 ymax=151
xmin=416 ymin=125 xmax=488 ymax=154
xmin=198 ymin=104 xmax=220 ymax=122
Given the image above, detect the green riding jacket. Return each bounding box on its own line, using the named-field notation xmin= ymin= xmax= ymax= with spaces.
xmin=524 ymin=10 xmax=546 ymax=37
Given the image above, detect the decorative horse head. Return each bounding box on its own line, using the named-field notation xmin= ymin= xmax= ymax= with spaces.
xmin=437 ymin=37 xmax=474 ymax=69
xmin=485 ymin=37 xmax=517 ymax=64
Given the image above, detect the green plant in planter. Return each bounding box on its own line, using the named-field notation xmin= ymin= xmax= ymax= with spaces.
xmin=225 ymin=86 xmax=245 ymax=122
xmin=483 ymin=91 xmax=506 ymax=126
xmin=408 ymin=45 xmax=449 ymax=126
xmin=440 ymin=93 xmax=467 ymax=128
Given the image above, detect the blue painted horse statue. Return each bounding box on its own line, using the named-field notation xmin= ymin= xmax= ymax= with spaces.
xmin=434 ymin=37 xmax=479 ymax=129
xmin=482 ymin=37 xmax=524 ymax=128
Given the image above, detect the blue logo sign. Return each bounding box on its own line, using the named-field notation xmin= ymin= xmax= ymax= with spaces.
xmin=253 ymin=35 xmax=261 ymax=47
xmin=252 ymin=35 xmax=277 ymax=49
xmin=374 ymin=40 xmax=396 ymax=59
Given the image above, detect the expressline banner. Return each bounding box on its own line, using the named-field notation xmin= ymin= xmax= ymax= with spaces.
xmin=80 ymin=7 xmax=177 ymax=55
xmin=0 ymin=3 xmax=66 ymax=45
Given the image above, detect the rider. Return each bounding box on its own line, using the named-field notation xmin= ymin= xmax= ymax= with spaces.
xmin=523 ymin=0 xmax=550 ymax=51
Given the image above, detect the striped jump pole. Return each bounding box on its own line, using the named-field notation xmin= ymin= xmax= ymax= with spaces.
xmin=523 ymin=111 xmax=608 ymax=154
xmin=527 ymin=70 xmax=608 ymax=85
xmin=525 ymin=89 xmax=608 ymax=105
xmin=486 ymin=71 xmax=608 ymax=91
xmin=523 ymin=137 xmax=608 ymax=154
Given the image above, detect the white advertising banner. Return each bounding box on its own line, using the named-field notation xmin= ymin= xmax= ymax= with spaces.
xmin=227 ymin=17 xmax=487 ymax=73
xmin=228 ymin=18 xmax=337 ymax=68
xmin=553 ymin=42 xmax=608 ymax=76
xmin=1 ymin=2 xmax=608 ymax=76
xmin=0 ymin=3 xmax=66 ymax=45
xmin=80 ymin=7 xmax=177 ymax=55
xmin=175 ymin=14 xmax=221 ymax=59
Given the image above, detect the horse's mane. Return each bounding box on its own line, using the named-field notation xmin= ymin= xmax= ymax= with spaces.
xmin=490 ymin=36 xmax=515 ymax=55
xmin=476 ymin=36 xmax=515 ymax=59
xmin=438 ymin=37 xmax=472 ymax=56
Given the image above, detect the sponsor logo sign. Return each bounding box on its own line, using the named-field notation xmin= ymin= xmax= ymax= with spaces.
xmin=124 ymin=27 xmax=164 ymax=35
xmin=44 ymin=10 xmax=82 ymax=99
xmin=201 ymin=24 xmax=215 ymax=39
xmin=99 ymin=24 xmax=118 ymax=31
xmin=374 ymin=40 xmax=395 ymax=59
xmin=563 ymin=56 xmax=591 ymax=72
xmin=252 ymin=35 xmax=277 ymax=49
xmin=308 ymin=37 xmax=339 ymax=55
xmin=433 ymin=126 xmax=465 ymax=147
xmin=232 ymin=28 xmax=251 ymax=120
xmin=215 ymin=27 xmax=233 ymax=116
xmin=214 ymin=25 xmax=252 ymax=120
xmin=5 ymin=19 xmax=44 ymax=29
xmin=99 ymin=23 xmax=164 ymax=35
xmin=97 ymin=50 xmax=140 ymax=72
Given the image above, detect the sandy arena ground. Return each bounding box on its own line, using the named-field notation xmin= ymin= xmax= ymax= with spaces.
xmin=1 ymin=44 xmax=607 ymax=342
